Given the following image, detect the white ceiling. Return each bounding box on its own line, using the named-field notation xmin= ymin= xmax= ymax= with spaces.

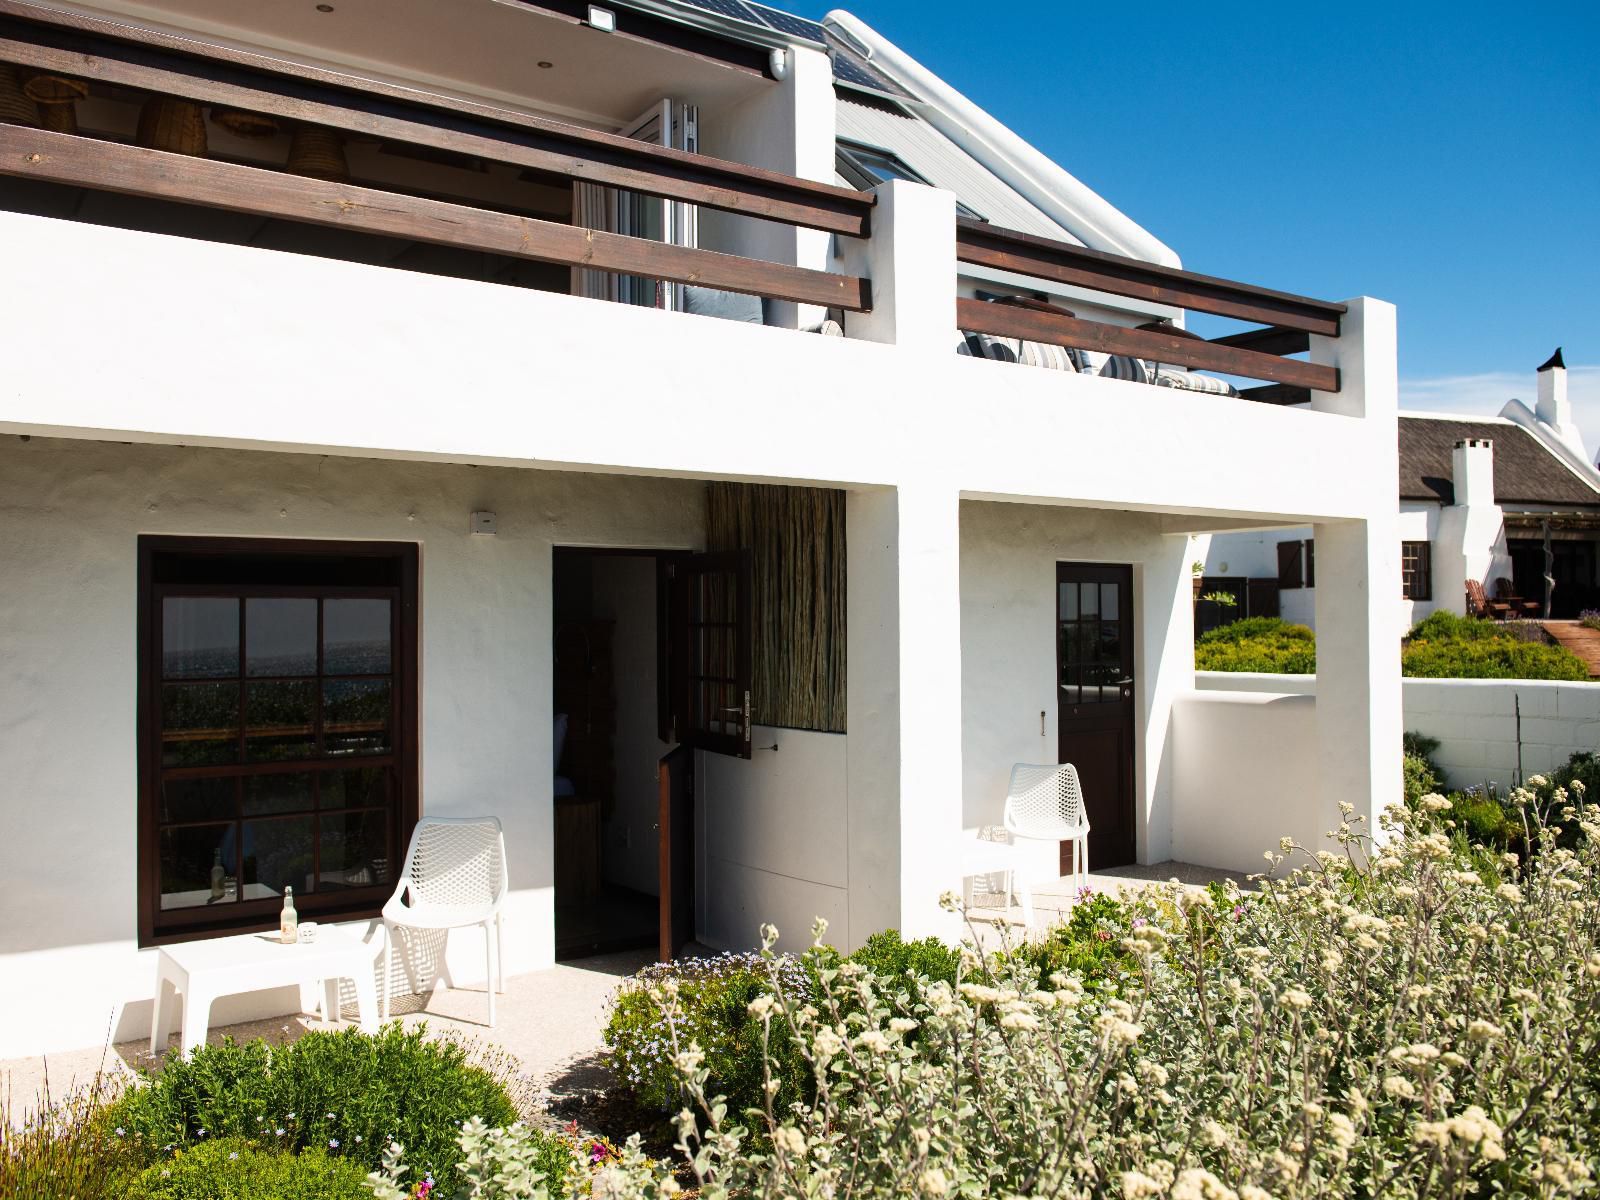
xmin=69 ymin=0 xmax=772 ymax=128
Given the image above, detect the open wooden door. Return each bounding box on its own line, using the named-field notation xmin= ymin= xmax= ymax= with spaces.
xmin=667 ymin=549 xmax=754 ymax=759
xmin=657 ymin=744 xmax=694 ymax=961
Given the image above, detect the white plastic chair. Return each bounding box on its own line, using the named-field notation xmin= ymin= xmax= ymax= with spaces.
xmin=1003 ymin=763 xmax=1092 ymax=926
xmin=381 ymin=816 xmax=508 ymax=1027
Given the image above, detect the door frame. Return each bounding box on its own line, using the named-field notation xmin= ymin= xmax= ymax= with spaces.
xmin=1054 ymin=560 xmax=1138 ymax=871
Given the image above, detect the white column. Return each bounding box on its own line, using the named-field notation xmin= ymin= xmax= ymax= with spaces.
xmin=1311 ymin=298 xmax=1403 ymax=838
xmin=837 ymin=178 xmax=958 ymax=357
xmin=846 ymin=484 xmax=964 ymax=946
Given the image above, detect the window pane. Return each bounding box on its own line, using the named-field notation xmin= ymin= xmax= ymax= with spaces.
xmin=245 ymin=680 xmax=317 ymax=761
xmin=244 ymin=771 xmax=315 ymax=816
xmin=324 ymin=599 xmax=391 ymax=675
xmin=162 ymin=776 xmax=236 ymax=824
xmin=1101 ymin=583 xmax=1119 ymax=620
xmin=246 ymin=598 xmax=317 ymax=677
xmin=162 ymin=598 xmax=238 ymax=679
xmin=1099 ymin=621 xmax=1121 ymax=663
xmin=319 ymin=809 xmax=391 ymax=889
xmin=161 ymin=682 xmax=239 ymax=767
xmin=243 ymin=817 xmax=315 ymax=896
xmin=160 ymin=823 xmax=236 ymax=909
xmin=323 ymin=766 xmax=390 ymax=809
xmin=324 ymin=679 xmax=391 ymax=756
xmin=1080 ymin=583 xmax=1099 ymax=618
xmin=1059 ymin=583 xmax=1078 ymax=620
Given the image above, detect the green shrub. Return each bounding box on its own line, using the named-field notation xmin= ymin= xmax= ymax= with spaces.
xmin=846 ymin=929 xmax=962 ymax=992
xmin=617 ymin=799 xmax=1600 ymax=1200
xmin=606 ymin=951 xmax=812 ymax=1120
xmin=1402 ymin=612 xmax=1588 ymax=679
xmin=1195 ymin=617 xmax=1316 ymax=673
xmin=1402 ymin=731 xmax=1444 ymax=805
xmin=121 ymin=1138 xmax=367 ymax=1200
xmin=1003 ymin=890 xmax=1137 ymax=993
xmin=107 ymin=1024 xmax=518 ymax=1190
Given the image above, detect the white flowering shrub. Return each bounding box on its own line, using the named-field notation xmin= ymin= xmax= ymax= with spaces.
xmin=628 ymin=794 xmax=1600 ymax=1198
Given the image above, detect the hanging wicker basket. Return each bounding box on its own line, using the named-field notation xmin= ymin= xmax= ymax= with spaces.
xmin=211 ymin=107 xmax=279 ymax=140
xmin=136 ymin=95 xmax=208 ymax=155
xmin=287 ymin=124 xmax=349 ymax=181
xmin=24 ymin=72 xmax=87 ymax=135
xmin=0 ymin=64 xmax=41 ymax=128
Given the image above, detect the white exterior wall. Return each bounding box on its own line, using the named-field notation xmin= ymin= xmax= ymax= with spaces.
xmin=0 ymin=437 xmax=703 ymax=1059
xmin=1195 ymin=673 xmax=1600 ymax=788
xmin=1170 ymin=691 xmax=1321 ymax=874
xmin=959 ymin=502 xmax=1190 ymax=881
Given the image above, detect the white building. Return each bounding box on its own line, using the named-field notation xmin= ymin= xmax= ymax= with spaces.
xmin=1204 ymin=352 xmax=1600 ymax=630
xmin=0 ymin=0 xmax=1399 ymax=1060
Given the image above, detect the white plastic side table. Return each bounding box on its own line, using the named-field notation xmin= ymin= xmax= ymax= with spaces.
xmin=149 ymin=928 xmax=382 ymax=1059
xmin=962 ymin=836 xmax=1034 ymax=927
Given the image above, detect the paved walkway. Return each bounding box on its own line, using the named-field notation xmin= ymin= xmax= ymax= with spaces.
xmin=1542 ymin=620 xmax=1600 ymax=676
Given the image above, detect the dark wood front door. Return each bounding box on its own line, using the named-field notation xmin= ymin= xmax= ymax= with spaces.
xmin=657 ymin=744 xmax=695 ymax=961
xmin=1056 ymin=563 xmax=1136 ymax=870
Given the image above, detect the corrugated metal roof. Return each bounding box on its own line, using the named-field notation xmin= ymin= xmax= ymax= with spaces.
xmin=835 ymin=94 xmax=1079 ymax=243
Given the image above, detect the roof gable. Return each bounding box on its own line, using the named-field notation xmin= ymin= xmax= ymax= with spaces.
xmin=1398 ymin=416 xmax=1600 ymax=507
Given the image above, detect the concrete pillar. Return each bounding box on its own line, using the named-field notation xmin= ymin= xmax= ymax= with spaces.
xmin=846 ymin=484 xmax=963 ymax=945
xmin=837 ymin=178 xmax=958 ymax=357
xmin=1310 ymin=298 xmax=1403 ymax=839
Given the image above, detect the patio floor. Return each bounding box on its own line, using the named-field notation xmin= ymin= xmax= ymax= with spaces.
xmin=2 ymin=862 xmax=1245 ymax=1119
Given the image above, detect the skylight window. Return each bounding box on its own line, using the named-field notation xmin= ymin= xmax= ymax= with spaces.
xmin=835 ymin=141 xmax=984 ymax=221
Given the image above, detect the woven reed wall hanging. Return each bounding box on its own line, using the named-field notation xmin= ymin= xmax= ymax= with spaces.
xmin=706 ymin=482 xmax=846 ymax=733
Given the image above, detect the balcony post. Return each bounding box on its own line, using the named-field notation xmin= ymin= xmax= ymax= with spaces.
xmin=1310 ymin=298 xmax=1403 ymax=843
xmin=838 ymin=178 xmax=958 ymax=356
xmin=846 ymin=483 xmax=964 ymax=946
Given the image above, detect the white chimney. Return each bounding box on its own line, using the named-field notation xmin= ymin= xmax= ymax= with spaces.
xmin=1534 ymin=347 xmax=1585 ymax=457
xmin=1450 ymin=438 xmax=1495 ymax=509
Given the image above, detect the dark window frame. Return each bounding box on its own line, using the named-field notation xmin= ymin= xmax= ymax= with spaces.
xmin=137 ymin=536 xmax=419 ymax=947
xmin=1402 ymin=540 xmax=1433 ymax=601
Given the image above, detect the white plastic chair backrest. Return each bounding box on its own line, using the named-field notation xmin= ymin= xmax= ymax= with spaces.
xmin=1003 ymin=763 xmax=1089 ymax=840
xmin=399 ymin=817 xmax=506 ymax=913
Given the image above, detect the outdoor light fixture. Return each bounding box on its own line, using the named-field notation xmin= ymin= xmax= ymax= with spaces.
xmin=537 ymin=61 xmax=554 ymax=68
xmin=586 ymin=5 xmax=616 ymax=32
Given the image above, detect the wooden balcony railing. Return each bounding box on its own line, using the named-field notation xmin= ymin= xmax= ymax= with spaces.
xmin=955 ymin=218 xmax=1347 ymax=402
xmin=0 ymin=0 xmax=872 ymax=311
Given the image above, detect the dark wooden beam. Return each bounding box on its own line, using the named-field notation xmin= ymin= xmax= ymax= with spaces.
xmin=0 ymin=1 xmax=873 ymax=237
xmin=956 ymin=218 xmax=1344 ymax=337
xmin=1210 ymin=326 xmax=1311 ymax=356
xmin=1239 ymin=384 xmax=1313 ymax=406
xmin=956 ymin=299 xmax=1339 ymax=392
xmin=0 ymin=126 xmax=871 ymax=311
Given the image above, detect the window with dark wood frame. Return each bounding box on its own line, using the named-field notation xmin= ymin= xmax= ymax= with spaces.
xmin=1402 ymin=541 xmax=1432 ymax=601
xmin=137 ymin=537 xmax=419 ymax=946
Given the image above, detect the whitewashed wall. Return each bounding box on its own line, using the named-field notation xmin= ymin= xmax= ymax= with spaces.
xmin=1169 ymin=691 xmax=1321 ymax=875
xmin=959 ymin=501 xmax=1192 ymax=882
xmin=1195 ymin=672 xmax=1600 ymax=787
xmin=696 ymin=728 xmax=848 ymax=952
xmin=0 ymin=436 xmax=703 ymax=1059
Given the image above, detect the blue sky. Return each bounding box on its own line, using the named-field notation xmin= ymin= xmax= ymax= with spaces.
xmin=821 ymin=0 xmax=1600 ymax=442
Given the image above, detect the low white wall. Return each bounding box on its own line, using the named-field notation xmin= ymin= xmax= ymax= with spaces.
xmin=696 ymin=727 xmax=849 ymax=953
xmin=1195 ymin=672 xmax=1600 ymax=787
xmin=0 ymin=436 xmax=703 ymax=1059
xmin=1170 ymin=690 xmax=1322 ymax=874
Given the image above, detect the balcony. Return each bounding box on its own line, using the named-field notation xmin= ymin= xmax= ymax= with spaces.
xmin=0 ymin=0 xmax=1351 ymax=415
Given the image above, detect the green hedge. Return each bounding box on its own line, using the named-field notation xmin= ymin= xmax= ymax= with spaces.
xmin=120 ymin=1138 xmax=367 ymax=1200
xmin=1197 ymin=613 xmax=1589 ymax=680
xmin=1194 ymin=618 xmax=1316 ymax=673
xmin=107 ymin=1024 xmax=519 ymax=1190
